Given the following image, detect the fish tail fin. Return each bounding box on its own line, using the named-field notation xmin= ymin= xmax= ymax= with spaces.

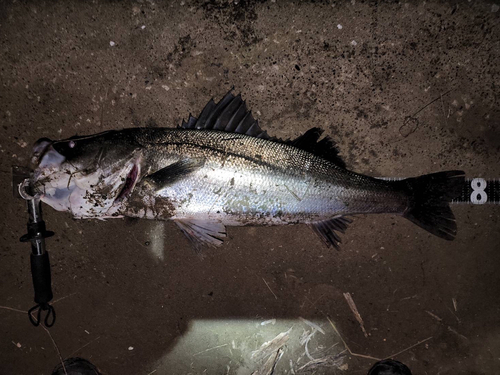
xmin=401 ymin=170 xmax=465 ymax=240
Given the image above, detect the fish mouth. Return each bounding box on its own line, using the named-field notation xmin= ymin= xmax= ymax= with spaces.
xmin=115 ymin=163 xmax=139 ymax=202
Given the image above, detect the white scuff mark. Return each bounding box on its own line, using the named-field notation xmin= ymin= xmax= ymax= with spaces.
xmin=193 ymin=343 xmax=228 ymax=356
xmin=128 ymin=346 xmax=134 ymax=351
xmin=146 ymin=86 xmax=152 ymax=90
xmin=161 ymin=85 xmax=170 ymax=91
xmin=12 ymin=341 xmax=22 ymax=348
xmin=452 ymin=298 xmax=458 ymax=311
xmin=426 ymin=310 xmax=442 ymax=322
xmin=191 ymin=50 xmax=203 ymax=56
xmin=300 ymin=329 xmax=316 ymax=361
xmin=300 ymin=317 xmax=326 ymax=335
xmin=351 ymin=40 xmax=357 ymax=46
xmin=260 ymin=319 xmax=276 ymax=326
xmin=110 ymin=41 xmax=116 ymax=47
xmin=141 ymin=25 xmax=146 ymax=29
xmin=337 ymin=24 xmax=343 ymax=29
xmin=84 ymin=330 xmax=90 ymax=334
xmin=148 ymin=221 xmax=165 ymax=261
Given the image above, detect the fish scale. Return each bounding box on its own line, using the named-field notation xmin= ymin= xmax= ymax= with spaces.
xmin=132 ymin=129 xmax=407 ymax=222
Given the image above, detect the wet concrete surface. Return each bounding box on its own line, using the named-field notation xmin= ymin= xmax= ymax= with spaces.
xmin=1 ymin=1 xmax=500 ymax=374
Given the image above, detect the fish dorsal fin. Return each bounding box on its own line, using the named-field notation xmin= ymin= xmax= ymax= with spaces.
xmin=181 ymin=91 xmax=270 ymax=139
xmin=310 ymin=216 xmax=352 ymax=249
xmin=181 ymin=91 xmax=345 ymax=165
xmin=289 ymin=128 xmax=346 ymax=168
xmin=174 ymin=219 xmax=227 ymax=251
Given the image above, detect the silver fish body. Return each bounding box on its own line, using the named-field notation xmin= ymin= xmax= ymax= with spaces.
xmin=30 ymin=92 xmax=464 ymax=248
xmin=121 ymin=129 xmax=407 ymax=224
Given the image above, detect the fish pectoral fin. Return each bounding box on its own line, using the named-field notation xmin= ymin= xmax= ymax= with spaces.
xmin=174 ymin=219 xmax=227 ymax=251
xmin=143 ymin=158 xmax=204 ymax=191
xmin=310 ymin=216 xmax=352 ymax=250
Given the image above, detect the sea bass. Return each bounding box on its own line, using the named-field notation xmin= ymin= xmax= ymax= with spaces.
xmin=29 ymin=92 xmax=464 ymax=249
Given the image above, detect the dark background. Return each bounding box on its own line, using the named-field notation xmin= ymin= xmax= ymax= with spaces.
xmin=1 ymin=1 xmax=499 ymax=374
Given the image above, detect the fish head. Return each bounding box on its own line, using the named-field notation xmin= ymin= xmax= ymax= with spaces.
xmin=30 ymin=132 xmax=141 ymax=218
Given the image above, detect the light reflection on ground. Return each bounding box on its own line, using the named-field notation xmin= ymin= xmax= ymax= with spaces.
xmin=151 ymin=318 xmax=347 ymax=374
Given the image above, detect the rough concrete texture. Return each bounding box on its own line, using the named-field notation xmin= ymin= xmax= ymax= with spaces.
xmin=1 ymin=1 xmax=499 ymax=374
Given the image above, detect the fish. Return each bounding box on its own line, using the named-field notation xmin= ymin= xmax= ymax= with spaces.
xmin=29 ymin=91 xmax=465 ymax=249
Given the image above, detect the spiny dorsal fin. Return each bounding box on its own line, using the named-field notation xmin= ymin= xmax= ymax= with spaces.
xmin=310 ymin=216 xmax=352 ymax=249
xmin=289 ymin=128 xmax=346 ymax=168
xmin=181 ymin=91 xmax=271 ymax=139
xmin=181 ymin=91 xmax=344 ymax=166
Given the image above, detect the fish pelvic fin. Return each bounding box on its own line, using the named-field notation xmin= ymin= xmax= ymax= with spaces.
xmin=174 ymin=219 xmax=227 ymax=252
xmin=310 ymin=216 xmax=353 ymax=250
xmin=401 ymin=170 xmax=465 ymax=241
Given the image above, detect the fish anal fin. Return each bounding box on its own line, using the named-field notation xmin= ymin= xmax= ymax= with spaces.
xmin=310 ymin=216 xmax=352 ymax=249
xmin=175 ymin=219 xmax=227 ymax=251
xmin=290 ymin=128 xmax=346 ymax=168
xmin=144 ymin=158 xmax=204 ymax=191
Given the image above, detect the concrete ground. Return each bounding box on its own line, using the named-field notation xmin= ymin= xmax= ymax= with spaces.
xmin=1 ymin=1 xmax=499 ymax=374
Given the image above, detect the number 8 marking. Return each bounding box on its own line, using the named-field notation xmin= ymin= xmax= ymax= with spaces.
xmin=470 ymin=178 xmax=487 ymax=204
